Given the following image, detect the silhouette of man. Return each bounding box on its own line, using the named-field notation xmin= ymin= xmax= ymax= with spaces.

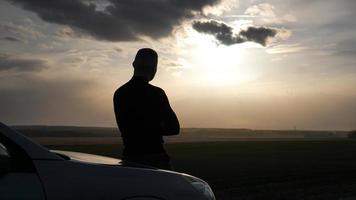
xmin=114 ymin=48 xmax=180 ymax=170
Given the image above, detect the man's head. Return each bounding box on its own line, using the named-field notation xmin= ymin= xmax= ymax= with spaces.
xmin=132 ymin=48 xmax=158 ymax=81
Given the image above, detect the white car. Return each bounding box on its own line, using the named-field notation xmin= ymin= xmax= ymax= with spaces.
xmin=0 ymin=122 xmax=215 ymax=200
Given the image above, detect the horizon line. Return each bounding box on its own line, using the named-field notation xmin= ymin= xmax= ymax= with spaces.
xmin=9 ymin=124 xmax=352 ymax=132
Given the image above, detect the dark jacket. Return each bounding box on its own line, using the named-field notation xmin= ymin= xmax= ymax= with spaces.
xmin=114 ymin=76 xmax=180 ymax=156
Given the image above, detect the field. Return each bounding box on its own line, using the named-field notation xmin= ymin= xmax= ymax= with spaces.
xmin=15 ymin=126 xmax=356 ymax=199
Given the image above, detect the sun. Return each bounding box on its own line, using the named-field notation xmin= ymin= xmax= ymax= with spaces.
xmin=192 ymin=42 xmax=257 ymax=86
xmin=174 ymin=29 xmax=259 ymax=86
xmin=195 ymin=45 xmax=244 ymax=85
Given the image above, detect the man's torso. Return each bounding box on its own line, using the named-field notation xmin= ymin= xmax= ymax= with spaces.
xmin=114 ymin=76 xmax=166 ymax=155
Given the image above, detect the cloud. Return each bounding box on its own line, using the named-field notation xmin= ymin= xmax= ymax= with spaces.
xmin=64 ymin=48 xmax=115 ymax=66
xmin=266 ymin=44 xmax=308 ymax=54
xmin=0 ymin=22 xmax=42 ymax=39
xmin=245 ymin=3 xmax=276 ymax=18
xmin=7 ymin=0 xmax=222 ymax=41
xmin=244 ymin=3 xmax=297 ymax=24
xmin=192 ymin=20 xmax=277 ymax=46
xmin=113 ymin=47 xmax=122 ymax=53
xmin=192 ymin=20 xmax=244 ymax=45
xmin=202 ymin=0 xmax=238 ymax=16
xmin=55 ymin=27 xmax=88 ymax=39
xmin=1 ymin=36 xmax=23 ymax=42
xmin=0 ymin=55 xmax=49 ymax=72
xmin=239 ymin=26 xmax=277 ymax=46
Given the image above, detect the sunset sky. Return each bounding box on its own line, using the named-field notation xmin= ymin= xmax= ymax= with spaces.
xmin=1 ymin=0 xmax=355 ymax=130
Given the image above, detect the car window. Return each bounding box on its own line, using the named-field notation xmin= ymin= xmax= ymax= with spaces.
xmin=0 ymin=142 xmax=10 ymax=157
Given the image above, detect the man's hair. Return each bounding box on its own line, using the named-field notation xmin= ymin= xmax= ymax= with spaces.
xmin=133 ymin=48 xmax=158 ymax=70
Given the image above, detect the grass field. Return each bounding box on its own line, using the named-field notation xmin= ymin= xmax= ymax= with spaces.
xmin=47 ymin=140 xmax=356 ymax=200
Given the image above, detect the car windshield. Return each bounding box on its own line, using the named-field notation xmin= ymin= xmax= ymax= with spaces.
xmin=0 ymin=143 xmax=9 ymax=157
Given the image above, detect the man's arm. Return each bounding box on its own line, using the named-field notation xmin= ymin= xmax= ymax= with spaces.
xmin=113 ymin=89 xmax=131 ymax=135
xmin=159 ymin=90 xmax=180 ymax=136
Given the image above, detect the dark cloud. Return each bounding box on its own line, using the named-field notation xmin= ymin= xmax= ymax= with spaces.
xmin=192 ymin=20 xmax=277 ymax=46
xmin=7 ymin=0 xmax=221 ymax=41
xmin=192 ymin=20 xmax=244 ymax=45
xmin=1 ymin=36 xmax=23 ymax=42
xmin=0 ymin=55 xmax=49 ymax=72
xmin=239 ymin=27 xmax=277 ymax=46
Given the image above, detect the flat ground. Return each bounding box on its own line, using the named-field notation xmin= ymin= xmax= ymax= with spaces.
xmin=47 ymin=140 xmax=356 ymax=200
xmin=14 ymin=126 xmax=355 ymax=199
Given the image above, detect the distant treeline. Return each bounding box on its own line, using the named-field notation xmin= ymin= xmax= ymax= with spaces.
xmin=12 ymin=126 xmax=349 ymax=138
xmin=349 ymin=130 xmax=356 ymax=138
xmin=183 ymin=128 xmax=348 ymax=139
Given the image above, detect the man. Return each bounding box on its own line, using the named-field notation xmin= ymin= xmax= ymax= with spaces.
xmin=113 ymin=48 xmax=180 ymax=170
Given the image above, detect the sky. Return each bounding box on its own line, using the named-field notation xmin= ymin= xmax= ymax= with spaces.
xmin=0 ymin=0 xmax=355 ymax=130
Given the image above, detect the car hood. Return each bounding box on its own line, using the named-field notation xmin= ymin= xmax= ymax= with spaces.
xmin=50 ymin=150 xmax=157 ymax=169
xmin=51 ymin=150 xmax=121 ymax=165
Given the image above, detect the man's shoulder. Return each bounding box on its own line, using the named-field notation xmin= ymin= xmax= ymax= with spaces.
xmin=148 ymin=84 xmax=165 ymax=94
xmin=114 ymin=82 xmax=130 ymax=98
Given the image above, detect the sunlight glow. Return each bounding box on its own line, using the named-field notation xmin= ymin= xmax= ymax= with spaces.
xmin=178 ymin=30 xmax=259 ymax=86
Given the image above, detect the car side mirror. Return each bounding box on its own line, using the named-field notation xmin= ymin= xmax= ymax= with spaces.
xmin=0 ymin=155 xmax=11 ymax=175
